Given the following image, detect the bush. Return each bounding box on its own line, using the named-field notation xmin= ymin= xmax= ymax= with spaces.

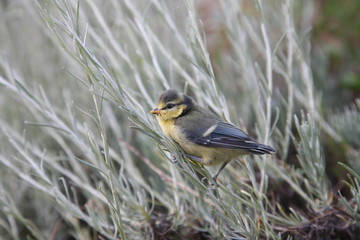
xmin=0 ymin=0 xmax=359 ymax=239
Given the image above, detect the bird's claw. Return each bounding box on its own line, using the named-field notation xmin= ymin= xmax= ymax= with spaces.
xmin=201 ymin=176 xmax=218 ymax=190
xmin=209 ymin=181 xmax=218 ymax=190
xmin=170 ymin=155 xmax=178 ymax=163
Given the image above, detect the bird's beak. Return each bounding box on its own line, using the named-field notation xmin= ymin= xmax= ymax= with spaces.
xmin=150 ymin=108 xmax=161 ymax=115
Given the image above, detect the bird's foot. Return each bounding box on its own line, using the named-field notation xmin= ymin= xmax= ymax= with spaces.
xmin=201 ymin=176 xmax=218 ymax=190
xmin=210 ymin=175 xmax=220 ymax=189
xmin=170 ymin=155 xmax=178 ymax=163
xmin=209 ymin=180 xmax=218 ymax=190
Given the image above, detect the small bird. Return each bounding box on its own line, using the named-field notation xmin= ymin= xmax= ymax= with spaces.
xmin=150 ymin=89 xmax=275 ymax=183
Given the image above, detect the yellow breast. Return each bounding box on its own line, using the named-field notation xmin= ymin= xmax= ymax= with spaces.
xmin=157 ymin=117 xmax=187 ymax=146
xmin=156 ymin=117 xmax=175 ymax=137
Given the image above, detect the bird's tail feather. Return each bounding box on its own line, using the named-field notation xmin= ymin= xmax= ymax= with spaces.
xmin=248 ymin=143 xmax=276 ymax=155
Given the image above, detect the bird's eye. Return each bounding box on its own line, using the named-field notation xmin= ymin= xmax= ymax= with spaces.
xmin=165 ymin=103 xmax=176 ymax=109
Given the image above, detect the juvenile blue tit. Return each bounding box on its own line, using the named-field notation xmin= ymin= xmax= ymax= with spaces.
xmin=150 ymin=89 xmax=275 ymax=182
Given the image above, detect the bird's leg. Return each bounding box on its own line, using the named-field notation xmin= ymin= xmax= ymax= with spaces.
xmin=185 ymin=154 xmax=203 ymax=163
xmin=186 ymin=155 xmax=213 ymax=187
xmin=212 ymin=161 xmax=230 ymax=184
xmin=186 ymin=155 xmax=224 ymax=190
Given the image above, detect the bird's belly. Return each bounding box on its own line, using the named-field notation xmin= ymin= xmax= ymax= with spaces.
xmin=160 ymin=123 xmax=244 ymax=166
xmin=172 ymin=133 xmax=243 ymax=166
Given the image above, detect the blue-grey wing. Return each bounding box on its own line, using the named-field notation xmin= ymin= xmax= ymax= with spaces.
xmin=189 ymin=121 xmax=275 ymax=155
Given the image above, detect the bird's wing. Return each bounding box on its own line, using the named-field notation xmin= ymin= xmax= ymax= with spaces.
xmin=188 ymin=121 xmax=275 ymax=155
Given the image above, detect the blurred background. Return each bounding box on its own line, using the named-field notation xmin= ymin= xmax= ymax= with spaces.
xmin=0 ymin=0 xmax=359 ymax=239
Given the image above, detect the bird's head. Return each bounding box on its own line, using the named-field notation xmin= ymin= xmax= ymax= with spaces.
xmin=150 ymin=89 xmax=194 ymax=120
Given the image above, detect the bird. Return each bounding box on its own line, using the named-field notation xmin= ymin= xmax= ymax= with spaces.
xmin=150 ymin=89 xmax=275 ymax=184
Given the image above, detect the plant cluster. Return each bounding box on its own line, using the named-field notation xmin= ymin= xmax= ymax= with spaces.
xmin=0 ymin=0 xmax=359 ymax=239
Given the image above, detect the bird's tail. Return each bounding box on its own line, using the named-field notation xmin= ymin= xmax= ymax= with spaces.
xmin=248 ymin=143 xmax=276 ymax=155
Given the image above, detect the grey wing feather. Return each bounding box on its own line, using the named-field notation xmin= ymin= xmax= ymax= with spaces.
xmin=189 ymin=121 xmax=275 ymax=155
